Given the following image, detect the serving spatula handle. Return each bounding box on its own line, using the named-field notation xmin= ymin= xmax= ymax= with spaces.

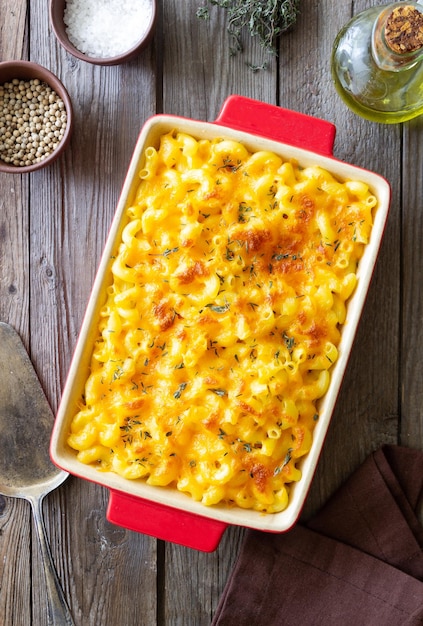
xmin=29 ymin=494 xmax=75 ymax=626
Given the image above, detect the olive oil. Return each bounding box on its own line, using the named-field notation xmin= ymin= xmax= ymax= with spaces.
xmin=332 ymin=3 xmax=423 ymax=123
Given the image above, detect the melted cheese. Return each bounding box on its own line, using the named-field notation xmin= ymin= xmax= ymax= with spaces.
xmin=68 ymin=131 xmax=375 ymax=513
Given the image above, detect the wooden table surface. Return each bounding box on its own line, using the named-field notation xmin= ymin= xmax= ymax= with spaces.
xmin=0 ymin=1 xmax=422 ymax=624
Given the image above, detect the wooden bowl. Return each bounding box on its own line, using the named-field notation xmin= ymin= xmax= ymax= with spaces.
xmin=49 ymin=0 xmax=157 ymax=66
xmin=0 ymin=60 xmax=73 ymax=174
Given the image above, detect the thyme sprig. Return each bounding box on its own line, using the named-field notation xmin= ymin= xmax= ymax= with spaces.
xmin=197 ymin=0 xmax=300 ymax=57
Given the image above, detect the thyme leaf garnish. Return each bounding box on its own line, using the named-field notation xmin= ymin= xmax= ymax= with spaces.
xmin=205 ymin=302 xmax=230 ymax=313
xmin=197 ymin=0 xmax=300 ymax=59
xmin=174 ymin=382 xmax=188 ymax=399
xmin=208 ymin=388 xmax=227 ymax=396
xmin=282 ymin=331 xmax=295 ymax=351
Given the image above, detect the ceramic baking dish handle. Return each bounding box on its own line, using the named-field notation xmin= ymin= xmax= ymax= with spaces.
xmin=107 ymin=490 xmax=227 ymax=552
xmin=216 ymin=95 xmax=336 ymax=156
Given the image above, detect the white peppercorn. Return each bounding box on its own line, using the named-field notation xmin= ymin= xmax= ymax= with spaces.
xmin=0 ymin=78 xmax=67 ymax=167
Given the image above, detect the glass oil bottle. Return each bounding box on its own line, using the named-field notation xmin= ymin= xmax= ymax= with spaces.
xmin=332 ymin=2 xmax=423 ymax=123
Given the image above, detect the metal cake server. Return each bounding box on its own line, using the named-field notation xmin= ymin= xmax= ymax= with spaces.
xmin=0 ymin=322 xmax=74 ymax=625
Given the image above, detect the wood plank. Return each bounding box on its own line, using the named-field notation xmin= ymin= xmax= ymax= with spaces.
xmin=162 ymin=0 xmax=277 ymax=120
xmin=0 ymin=0 xmax=27 ymax=61
xmin=401 ymin=119 xmax=423 ymax=449
xmin=0 ymin=3 xmax=32 ymax=625
xmin=0 ymin=0 xmax=30 ymax=335
xmin=0 ymin=498 xmax=32 ymax=626
xmin=163 ymin=526 xmax=245 ymax=625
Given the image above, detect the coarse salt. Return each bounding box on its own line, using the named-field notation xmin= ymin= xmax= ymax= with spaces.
xmin=64 ymin=0 xmax=153 ymax=59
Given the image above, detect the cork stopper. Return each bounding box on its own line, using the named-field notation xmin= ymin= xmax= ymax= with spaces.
xmin=384 ymin=5 xmax=423 ymax=54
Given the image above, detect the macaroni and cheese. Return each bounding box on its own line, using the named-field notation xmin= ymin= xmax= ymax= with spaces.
xmin=68 ymin=131 xmax=376 ymax=513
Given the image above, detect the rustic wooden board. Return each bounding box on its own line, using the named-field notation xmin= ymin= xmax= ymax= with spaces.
xmin=0 ymin=1 xmax=421 ymax=624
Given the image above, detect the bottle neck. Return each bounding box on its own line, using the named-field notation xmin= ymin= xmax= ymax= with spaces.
xmin=372 ymin=2 xmax=423 ymax=71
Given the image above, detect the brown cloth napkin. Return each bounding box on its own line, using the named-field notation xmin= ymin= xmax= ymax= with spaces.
xmin=212 ymin=445 xmax=423 ymax=626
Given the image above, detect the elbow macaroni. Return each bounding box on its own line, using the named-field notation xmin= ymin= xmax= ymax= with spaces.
xmin=68 ymin=131 xmax=376 ymax=513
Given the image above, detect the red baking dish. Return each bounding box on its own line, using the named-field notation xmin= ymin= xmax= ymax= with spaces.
xmin=50 ymin=96 xmax=390 ymax=551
